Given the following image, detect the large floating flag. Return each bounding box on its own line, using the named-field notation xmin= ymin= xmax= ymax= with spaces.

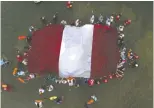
xmin=28 ymin=24 xmax=120 ymax=78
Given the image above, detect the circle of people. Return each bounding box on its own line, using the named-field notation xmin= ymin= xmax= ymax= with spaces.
xmin=1 ymin=2 xmax=139 ymax=108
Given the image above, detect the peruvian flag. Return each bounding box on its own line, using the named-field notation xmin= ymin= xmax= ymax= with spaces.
xmin=28 ymin=24 xmax=119 ymax=78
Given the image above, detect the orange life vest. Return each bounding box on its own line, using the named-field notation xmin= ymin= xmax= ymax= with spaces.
xmin=35 ymin=100 xmax=43 ymax=103
xmin=127 ymin=49 xmax=132 ymax=58
xmin=67 ymin=77 xmax=74 ymax=81
xmin=2 ymin=84 xmax=7 ymax=88
xmin=87 ymin=99 xmax=94 ymax=104
xmin=18 ymin=36 xmax=26 ymax=40
xmin=12 ymin=68 xmax=18 ymax=76
xmin=17 ymin=78 xmax=25 ymax=83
